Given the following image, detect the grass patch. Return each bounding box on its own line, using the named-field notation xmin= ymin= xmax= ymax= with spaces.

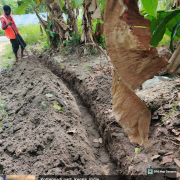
xmin=0 ymin=29 xmax=5 ymax=36
xmin=18 ymin=24 xmax=47 ymax=45
xmin=1 ymin=43 xmax=14 ymax=69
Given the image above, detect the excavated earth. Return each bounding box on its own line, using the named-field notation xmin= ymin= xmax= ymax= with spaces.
xmin=0 ymin=49 xmax=180 ymax=177
xmin=0 ymin=58 xmax=117 ymax=175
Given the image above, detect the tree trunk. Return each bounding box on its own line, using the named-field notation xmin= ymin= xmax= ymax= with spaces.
xmin=65 ymin=0 xmax=79 ymax=35
xmin=81 ymin=0 xmax=94 ymax=43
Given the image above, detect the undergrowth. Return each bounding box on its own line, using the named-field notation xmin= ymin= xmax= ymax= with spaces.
xmin=18 ymin=24 xmax=47 ymax=45
xmin=0 ymin=29 xmax=5 ymax=36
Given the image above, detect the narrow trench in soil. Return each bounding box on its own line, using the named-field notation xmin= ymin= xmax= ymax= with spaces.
xmin=66 ymin=85 xmax=118 ymax=175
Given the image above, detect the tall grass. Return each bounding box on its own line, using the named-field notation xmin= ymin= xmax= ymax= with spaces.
xmin=18 ymin=24 xmax=47 ymax=45
xmin=0 ymin=29 xmax=5 ymax=36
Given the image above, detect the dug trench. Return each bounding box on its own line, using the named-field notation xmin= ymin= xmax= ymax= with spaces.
xmin=0 ymin=57 xmax=117 ymax=175
xmin=0 ymin=52 xmax=180 ymax=176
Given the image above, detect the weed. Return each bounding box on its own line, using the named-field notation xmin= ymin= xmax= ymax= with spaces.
xmin=86 ymin=66 xmax=93 ymax=72
xmin=166 ymin=109 xmax=175 ymax=115
xmin=171 ymin=101 xmax=180 ymax=110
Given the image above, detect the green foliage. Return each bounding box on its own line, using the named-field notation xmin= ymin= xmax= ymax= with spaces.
xmin=14 ymin=0 xmax=46 ymax=15
xmin=54 ymin=102 xmax=63 ymax=111
xmin=141 ymin=0 xmax=158 ymax=17
xmin=0 ymin=0 xmax=18 ymax=14
xmin=98 ymin=0 xmax=106 ymax=13
xmin=18 ymin=24 xmax=47 ymax=45
xmin=72 ymin=0 xmax=83 ymax=8
xmin=1 ymin=43 xmax=14 ymax=68
xmin=14 ymin=0 xmax=30 ymax=15
xmin=46 ymin=93 xmax=54 ymax=98
xmin=150 ymin=8 xmax=180 ymax=47
xmin=158 ymin=34 xmax=171 ymax=47
xmin=41 ymin=102 xmax=48 ymax=109
xmin=170 ymin=22 xmax=180 ymax=53
xmin=0 ymin=29 xmax=5 ymax=36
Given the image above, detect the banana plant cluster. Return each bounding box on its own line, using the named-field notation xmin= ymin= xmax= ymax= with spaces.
xmin=14 ymin=0 xmax=106 ymax=48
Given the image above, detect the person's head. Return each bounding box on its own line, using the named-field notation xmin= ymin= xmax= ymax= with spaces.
xmin=3 ymin=5 xmax=11 ymax=16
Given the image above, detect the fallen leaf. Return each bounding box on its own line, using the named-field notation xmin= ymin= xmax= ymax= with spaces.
xmin=46 ymin=93 xmax=54 ymax=98
xmin=176 ymin=137 xmax=180 ymax=141
xmin=154 ymin=123 xmax=160 ymax=126
xmin=172 ymin=129 xmax=180 ymax=136
xmin=164 ymin=152 xmax=173 ymax=156
xmin=67 ymin=129 xmax=76 ymax=134
xmin=93 ymin=139 xmax=99 ymax=143
xmin=65 ymin=94 xmax=71 ymax=99
xmin=161 ymin=156 xmax=173 ymax=164
xmin=152 ymin=115 xmax=158 ymax=120
xmin=167 ymin=154 xmax=175 ymax=158
xmin=54 ymin=102 xmax=63 ymax=111
xmin=174 ymin=158 xmax=180 ymax=168
xmin=137 ymin=153 xmax=148 ymax=163
xmin=151 ymin=155 xmax=161 ymax=161
xmin=64 ymin=101 xmax=67 ymax=106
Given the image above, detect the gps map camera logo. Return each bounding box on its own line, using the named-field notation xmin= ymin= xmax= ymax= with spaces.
xmin=148 ymin=169 xmax=153 ymax=175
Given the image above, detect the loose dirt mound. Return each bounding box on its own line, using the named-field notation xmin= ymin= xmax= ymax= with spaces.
xmin=38 ymin=53 xmax=180 ymax=175
xmin=0 ymin=59 xmax=106 ymax=175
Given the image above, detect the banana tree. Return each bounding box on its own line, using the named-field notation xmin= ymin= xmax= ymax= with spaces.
xmin=15 ymin=0 xmax=55 ymax=48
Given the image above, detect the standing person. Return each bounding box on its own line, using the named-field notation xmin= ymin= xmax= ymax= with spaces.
xmin=0 ymin=5 xmax=26 ymax=61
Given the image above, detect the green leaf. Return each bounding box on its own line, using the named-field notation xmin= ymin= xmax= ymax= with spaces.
xmin=98 ymin=0 xmax=106 ymax=12
xmin=46 ymin=93 xmax=54 ymax=98
xmin=54 ymin=102 xmax=63 ymax=111
xmin=150 ymin=9 xmax=180 ymax=47
xmin=141 ymin=0 xmax=158 ymax=17
xmin=47 ymin=21 xmax=52 ymax=29
xmin=73 ymin=0 xmax=83 ymax=8
xmin=170 ymin=22 xmax=180 ymax=53
xmin=14 ymin=1 xmax=29 ymax=15
xmin=59 ymin=0 xmax=65 ymax=9
xmin=41 ymin=102 xmax=48 ymax=109
xmin=135 ymin=148 xmax=141 ymax=154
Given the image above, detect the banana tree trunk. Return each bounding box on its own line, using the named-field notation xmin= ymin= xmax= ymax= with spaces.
xmin=65 ymin=0 xmax=79 ymax=35
xmin=81 ymin=0 xmax=94 ymax=43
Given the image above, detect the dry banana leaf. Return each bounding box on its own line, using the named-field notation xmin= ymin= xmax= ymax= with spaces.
xmin=104 ymin=0 xmax=169 ymax=145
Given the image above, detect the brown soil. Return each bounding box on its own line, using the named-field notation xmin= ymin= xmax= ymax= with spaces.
xmin=0 ymin=45 xmax=180 ymax=177
xmin=0 ymin=59 xmax=116 ymax=175
xmin=38 ymin=52 xmax=180 ymax=175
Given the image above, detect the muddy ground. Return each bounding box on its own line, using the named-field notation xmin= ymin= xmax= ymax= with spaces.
xmin=0 ymin=43 xmax=180 ymax=178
